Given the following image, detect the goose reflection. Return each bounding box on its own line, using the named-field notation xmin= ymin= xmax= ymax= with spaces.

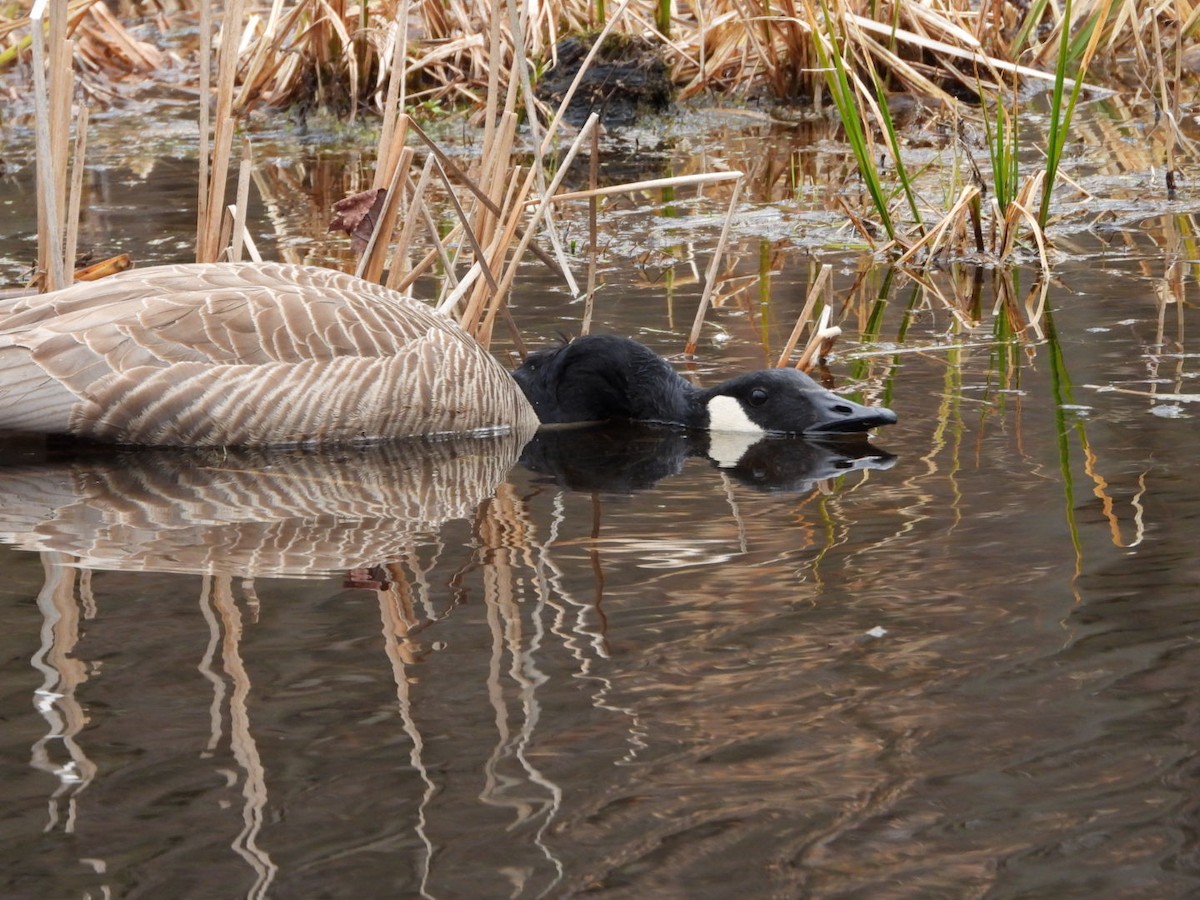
xmin=0 ymin=429 xmax=532 ymax=577
xmin=519 ymin=422 xmax=896 ymax=493
xmin=0 ymin=423 xmax=892 ymax=581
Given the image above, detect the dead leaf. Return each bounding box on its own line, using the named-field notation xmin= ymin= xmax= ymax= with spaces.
xmin=329 ymin=188 xmax=387 ymax=254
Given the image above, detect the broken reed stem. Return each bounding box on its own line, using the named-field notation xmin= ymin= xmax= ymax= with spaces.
xmin=467 ymin=178 xmax=525 ymax=346
xmin=477 ymin=113 xmax=601 ymax=342
xmin=385 ymin=154 xmax=436 ymax=291
xmin=795 ymin=305 xmax=840 ymax=372
xmin=357 ymin=145 xmax=415 ymax=282
xmin=374 ymin=15 xmax=408 ymax=183
xmin=203 ymin=114 xmax=235 ymax=262
xmin=468 ymin=111 xmax=517 ymax=267
xmin=429 ymin=152 xmax=502 ymax=295
xmin=407 ymin=117 xmax=566 ymax=279
xmin=582 ymin=122 xmax=600 ymax=336
xmin=685 ymin=175 xmax=744 ymax=356
xmin=461 ymin=113 xmax=519 ymax=327
xmin=196 ymin=0 xmax=211 ymax=260
xmin=49 ymin=8 xmax=70 ymax=270
xmin=229 ymin=138 xmax=252 ymax=262
xmin=461 ymin=165 xmax=526 ymax=334
xmin=64 ymin=102 xmax=88 ymax=285
xmin=200 ymin=0 xmax=245 ymax=263
xmin=374 ymin=9 xmax=409 ymax=191
xmin=31 ymin=0 xmax=65 ymax=291
xmin=775 ymin=262 xmax=832 ymax=368
xmin=545 ymin=171 xmax=743 ymax=204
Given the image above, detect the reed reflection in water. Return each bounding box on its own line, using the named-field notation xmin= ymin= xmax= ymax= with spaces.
xmin=0 ymin=428 xmax=892 ymax=897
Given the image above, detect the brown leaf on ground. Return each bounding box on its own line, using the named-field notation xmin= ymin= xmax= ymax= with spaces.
xmin=329 ymin=188 xmax=387 ymax=254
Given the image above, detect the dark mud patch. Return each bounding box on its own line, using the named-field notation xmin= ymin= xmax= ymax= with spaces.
xmin=537 ymin=34 xmax=674 ymax=127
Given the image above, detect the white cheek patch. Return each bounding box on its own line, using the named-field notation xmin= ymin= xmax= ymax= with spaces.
xmin=707 ymin=430 xmax=761 ymax=468
xmin=706 ymin=395 xmax=767 ymax=435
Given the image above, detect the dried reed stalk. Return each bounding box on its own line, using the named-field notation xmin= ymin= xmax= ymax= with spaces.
xmin=582 ymin=122 xmax=600 ymax=335
xmin=507 ymin=0 xmax=579 ymax=298
xmin=776 ymin=263 xmax=832 ymax=368
xmin=30 ymin=0 xmax=58 ymax=289
xmin=795 ymin=305 xmax=840 ymax=372
xmin=358 ymin=146 xmax=416 ymax=282
xmin=476 ymin=114 xmax=603 ymax=342
xmin=893 ymin=186 xmax=981 ymax=266
xmin=685 ymin=175 xmax=745 ymax=356
xmin=199 ymin=0 xmax=245 ymax=263
xmin=428 ymin=153 xmax=502 ymax=298
xmin=374 ymin=8 xmax=410 ymax=191
xmin=196 ymin=0 xmax=211 ymax=259
xmin=385 ymin=155 xmax=437 ymax=291
xmin=407 ymin=118 xmax=566 ymax=279
xmin=229 ymin=138 xmax=253 ymax=263
xmin=546 ymin=171 xmax=744 ymax=204
xmin=847 ymin=13 xmax=1105 ymax=94
xmin=49 ymin=8 xmax=70 ymax=265
xmin=64 ymin=103 xmax=88 ymax=284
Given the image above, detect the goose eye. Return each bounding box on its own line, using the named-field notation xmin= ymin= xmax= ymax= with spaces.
xmin=749 ymin=387 xmax=769 ymax=407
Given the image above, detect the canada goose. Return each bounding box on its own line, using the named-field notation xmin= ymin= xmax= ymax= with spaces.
xmin=0 ymin=263 xmax=896 ymax=448
xmin=513 ymin=334 xmax=897 ymax=436
xmin=0 ymin=262 xmax=540 ymax=447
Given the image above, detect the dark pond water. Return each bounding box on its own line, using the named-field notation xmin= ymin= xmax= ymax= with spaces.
xmin=1 ymin=103 xmax=1199 ymax=897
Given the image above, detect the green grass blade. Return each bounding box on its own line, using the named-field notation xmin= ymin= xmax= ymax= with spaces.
xmin=814 ymin=2 xmax=896 ymax=240
xmin=872 ymin=69 xmax=923 ymax=233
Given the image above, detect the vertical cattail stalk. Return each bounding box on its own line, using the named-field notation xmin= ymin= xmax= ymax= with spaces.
xmin=229 ymin=138 xmax=253 ymax=262
xmin=30 ymin=0 xmax=67 ymax=290
xmin=196 ymin=0 xmax=211 ymax=259
xmin=199 ymin=0 xmax=245 ymax=263
xmin=582 ymin=123 xmax=600 ymax=336
xmin=63 ymin=104 xmax=88 ymax=286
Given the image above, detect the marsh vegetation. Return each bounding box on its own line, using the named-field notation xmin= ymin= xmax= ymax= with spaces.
xmin=1 ymin=3 xmax=1199 ymax=896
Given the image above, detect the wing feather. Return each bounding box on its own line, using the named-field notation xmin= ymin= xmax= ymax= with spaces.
xmin=1 ymin=262 xmax=538 ymax=445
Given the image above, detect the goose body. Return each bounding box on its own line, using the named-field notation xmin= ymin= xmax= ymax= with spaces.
xmin=0 ymin=263 xmax=895 ymax=449
xmin=0 ymin=262 xmax=539 ymax=447
xmin=513 ymin=334 xmax=897 ymax=436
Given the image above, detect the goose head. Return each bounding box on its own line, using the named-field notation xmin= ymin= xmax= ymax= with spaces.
xmin=699 ymin=368 xmax=898 ymax=436
xmin=512 ymin=335 xmax=896 ymax=436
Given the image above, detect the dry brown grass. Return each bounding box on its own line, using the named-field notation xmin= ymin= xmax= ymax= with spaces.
xmin=213 ymin=0 xmax=1192 ymax=113
xmin=5 ymin=1 xmax=1183 ymax=115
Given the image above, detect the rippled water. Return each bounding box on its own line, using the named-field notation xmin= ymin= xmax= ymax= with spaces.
xmin=2 ymin=102 xmax=1199 ymax=897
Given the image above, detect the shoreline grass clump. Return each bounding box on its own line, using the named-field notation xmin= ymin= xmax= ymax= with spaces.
xmin=4 ymin=0 xmax=1182 ymax=117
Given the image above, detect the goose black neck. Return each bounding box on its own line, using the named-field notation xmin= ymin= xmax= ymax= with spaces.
xmin=512 ymin=335 xmax=705 ymax=427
